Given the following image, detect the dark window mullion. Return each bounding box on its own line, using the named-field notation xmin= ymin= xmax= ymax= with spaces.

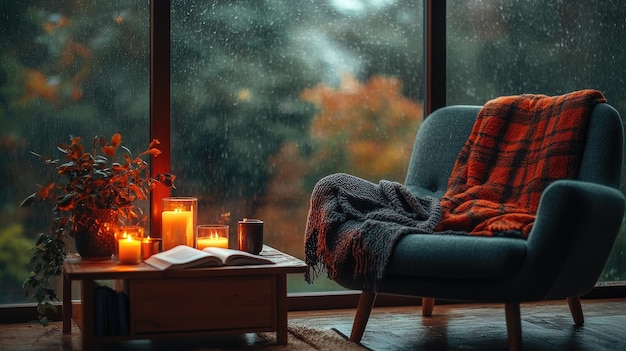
xmin=424 ymin=0 xmax=446 ymax=115
xmin=150 ymin=0 xmax=172 ymax=238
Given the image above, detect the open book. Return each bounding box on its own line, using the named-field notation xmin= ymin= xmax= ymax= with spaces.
xmin=144 ymin=245 xmax=274 ymax=270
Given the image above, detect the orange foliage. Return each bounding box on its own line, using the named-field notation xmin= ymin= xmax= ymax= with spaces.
xmin=21 ymin=13 xmax=92 ymax=106
xmin=20 ymin=69 xmax=60 ymax=106
xmin=301 ymin=74 xmax=423 ymax=181
xmin=60 ymin=38 xmax=92 ymax=103
xmin=110 ymin=133 xmax=122 ymax=147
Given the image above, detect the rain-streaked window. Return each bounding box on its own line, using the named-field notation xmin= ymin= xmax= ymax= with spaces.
xmin=1 ymin=1 xmax=149 ymax=303
xmin=0 ymin=0 xmax=424 ymax=304
xmin=170 ymin=0 xmax=424 ymax=292
xmin=1 ymin=0 xmax=624 ymax=308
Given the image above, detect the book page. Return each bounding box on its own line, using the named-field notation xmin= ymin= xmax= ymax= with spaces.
xmin=201 ymin=247 xmax=273 ymax=265
xmin=161 ymin=245 xmax=209 ymax=264
xmin=145 ymin=245 xmax=221 ymax=270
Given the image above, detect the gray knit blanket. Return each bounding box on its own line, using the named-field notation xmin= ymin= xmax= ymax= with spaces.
xmin=304 ymin=173 xmax=441 ymax=291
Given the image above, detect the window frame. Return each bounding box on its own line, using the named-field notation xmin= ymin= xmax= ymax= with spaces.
xmin=1 ymin=0 xmax=623 ymax=323
xmin=150 ymin=0 xmax=172 ymax=238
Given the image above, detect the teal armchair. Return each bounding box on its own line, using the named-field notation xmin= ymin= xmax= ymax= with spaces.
xmin=339 ymin=103 xmax=625 ymax=350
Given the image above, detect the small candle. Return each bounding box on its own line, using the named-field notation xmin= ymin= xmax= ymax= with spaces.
xmin=115 ymin=225 xmax=144 ymax=258
xmin=197 ymin=236 xmax=229 ymax=249
xmin=118 ymin=237 xmax=141 ymax=264
xmin=197 ymin=224 xmax=229 ymax=249
xmin=141 ymin=236 xmax=161 ymax=260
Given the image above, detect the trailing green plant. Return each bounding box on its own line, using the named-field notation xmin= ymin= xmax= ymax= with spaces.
xmin=21 ymin=133 xmax=175 ymax=325
xmin=23 ymin=231 xmax=66 ymax=326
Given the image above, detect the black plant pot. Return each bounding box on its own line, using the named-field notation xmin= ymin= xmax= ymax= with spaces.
xmin=73 ymin=209 xmax=117 ymax=260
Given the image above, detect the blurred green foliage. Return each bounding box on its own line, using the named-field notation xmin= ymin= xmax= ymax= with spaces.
xmin=0 ymin=225 xmax=32 ymax=303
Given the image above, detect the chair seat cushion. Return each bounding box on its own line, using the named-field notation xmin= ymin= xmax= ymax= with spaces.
xmin=386 ymin=234 xmax=527 ymax=280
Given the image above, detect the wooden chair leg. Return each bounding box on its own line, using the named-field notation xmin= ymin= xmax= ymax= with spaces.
xmin=567 ymin=296 xmax=584 ymax=326
xmin=422 ymin=297 xmax=435 ymax=316
xmin=505 ymin=302 xmax=523 ymax=351
xmin=350 ymin=292 xmax=377 ymax=342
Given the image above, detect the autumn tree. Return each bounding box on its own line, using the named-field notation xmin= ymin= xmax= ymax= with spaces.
xmin=301 ymin=74 xmax=423 ymax=183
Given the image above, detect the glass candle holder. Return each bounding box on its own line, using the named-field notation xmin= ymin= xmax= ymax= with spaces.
xmin=196 ymin=225 xmax=229 ymax=249
xmin=161 ymin=197 xmax=197 ymax=251
xmin=115 ymin=225 xmax=144 ymax=258
xmin=141 ymin=236 xmax=162 ymax=260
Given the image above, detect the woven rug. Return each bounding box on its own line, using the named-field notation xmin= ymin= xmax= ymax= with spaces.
xmin=252 ymin=323 xmax=368 ymax=351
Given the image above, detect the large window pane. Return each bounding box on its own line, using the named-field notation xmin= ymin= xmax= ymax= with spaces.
xmin=447 ymin=0 xmax=626 ymax=282
xmin=171 ymin=0 xmax=424 ymax=292
xmin=0 ymin=1 xmax=149 ymax=303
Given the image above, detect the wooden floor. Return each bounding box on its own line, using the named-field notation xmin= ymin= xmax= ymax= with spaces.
xmin=1 ymin=298 xmax=625 ymax=350
xmin=302 ymin=298 xmax=626 ymax=351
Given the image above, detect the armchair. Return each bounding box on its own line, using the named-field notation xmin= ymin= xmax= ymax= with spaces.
xmin=336 ymin=102 xmax=625 ymax=350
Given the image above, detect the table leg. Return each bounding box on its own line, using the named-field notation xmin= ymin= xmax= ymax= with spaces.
xmin=80 ymin=279 xmax=95 ymax=351
xmin=276 ymin=274 xmax=288 ymax=345
xmin=62 ymin=273 xmax=71 ymax=334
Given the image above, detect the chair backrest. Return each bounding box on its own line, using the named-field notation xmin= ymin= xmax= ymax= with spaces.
xmin=404 ymin=103 xmax=624 ymax=197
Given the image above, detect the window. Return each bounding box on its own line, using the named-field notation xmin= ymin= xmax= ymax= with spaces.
xmin=1 ymin=0 xmax=624 ymax=312
xmin=0 ymin=1 xmax=149 ymax=304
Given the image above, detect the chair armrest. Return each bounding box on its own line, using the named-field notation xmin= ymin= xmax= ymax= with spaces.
xmin=525 ymin=179 xmax=625 ymax=297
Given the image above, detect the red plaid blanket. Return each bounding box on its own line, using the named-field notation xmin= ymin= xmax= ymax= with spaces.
xmin=435 ymin=90 xmax=606 ymax=238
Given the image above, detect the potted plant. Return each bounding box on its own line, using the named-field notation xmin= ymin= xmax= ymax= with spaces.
xmin=21 ymin=133 xmax=175 ymax=325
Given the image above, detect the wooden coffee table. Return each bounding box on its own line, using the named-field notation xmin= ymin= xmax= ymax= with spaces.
xmin=62 ymin=246 xmax=306 ymax=349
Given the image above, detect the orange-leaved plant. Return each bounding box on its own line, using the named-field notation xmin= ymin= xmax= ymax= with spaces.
xmin=20 ymin=133 xmax=175 ymax=325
